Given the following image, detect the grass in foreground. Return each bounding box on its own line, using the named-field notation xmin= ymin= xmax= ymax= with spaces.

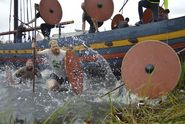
xmin=44 ymin=63 xmax=185 ymax=124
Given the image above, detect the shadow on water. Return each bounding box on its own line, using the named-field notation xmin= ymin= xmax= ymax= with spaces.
xmin=0 ymin=39 xmax=133 ymax=123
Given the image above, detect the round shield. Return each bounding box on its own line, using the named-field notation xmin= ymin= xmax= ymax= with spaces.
xmin=111 ymin=14 xmax=124 ymax=29
xmin=121 ymin=41 xmax=181 ymax=99
xmin=39 ymin=0 xmax=62 ymax=25
xmin=84 ymin=0 xmax=114 ymax=21
xmin=65 ymin=50 xmax=83 ymax=95
xmin=143 ymin=7 xmax=165 ymax=24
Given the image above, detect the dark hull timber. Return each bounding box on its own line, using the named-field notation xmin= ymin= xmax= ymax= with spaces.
xmin=1 ymin=16 xmax=185 ymax=75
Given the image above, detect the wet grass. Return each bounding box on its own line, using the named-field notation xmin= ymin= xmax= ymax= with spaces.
xmin=101 ymin=62 xmax=185 ymax=124
xmin=43 ymin=89 xmax=185 ymax=124
xmin=102 ymin=91 xmax=185 ymax=124
xmin=0 ymin=111 xmax=14 ymax=124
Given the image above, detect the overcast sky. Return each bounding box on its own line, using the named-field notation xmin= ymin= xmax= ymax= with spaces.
xmin=0 ymin=0 xmax=185 ymax=41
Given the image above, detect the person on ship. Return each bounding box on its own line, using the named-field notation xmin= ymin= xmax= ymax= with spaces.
xmin=15 ymin=24 xmax=26 ymax=43
xmin=81 ymin=2 xmax=104 ymax=33
xmin=135 ymin=0 xmax=169 ymax=26
xmin=26 ymin=4 xmax=54 ymax=39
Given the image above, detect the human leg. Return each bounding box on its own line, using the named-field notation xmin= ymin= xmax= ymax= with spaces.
xmin=47 ymin=73 xmax=69 ymax=91
xmin=136 ymin=0 xmax=150 ymax=26
xmin=40 ymin=23 xmax=54 ymax=38
xmin=47 ymin=79 xmax=60 ymax=91
xmin=138 ymin=0 xmax=150 ymax=20
xmin=97 ymin=22 xmax=103 ymax=28
xmin=88 ymin=26 xmax=96 ymax=33
xmin=150 ymin=4 xmax=159 ymax=22
xmin=47 ymin=73 xmax=60 ymax=91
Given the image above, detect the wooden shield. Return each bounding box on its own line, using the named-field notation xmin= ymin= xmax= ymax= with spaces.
xmin=121 ymin=41 xmax=181 ymax=99
xmin=111 ymin=14 xmax=124 ymax=29
xmin=143 ymin=7 xmax=165 ymax=24
xmin=39 ymin=0 xmax=62 ymax=25
xmin=84 ymin=0 xmax=114 ymax=21
xmin=65 ymin=50 xmax=83 ymax=95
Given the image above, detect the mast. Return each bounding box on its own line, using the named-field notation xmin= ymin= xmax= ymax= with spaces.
xmin=14 ymin=0 xmax=18 ymax=43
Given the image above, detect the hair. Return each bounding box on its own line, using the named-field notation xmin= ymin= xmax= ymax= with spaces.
xmin=48 ymin=39 xmax=59 ymax=47
xmin=125 ymin=17 xmax=129 ymax=22
xmin=164 ymin=9 xmax=170 ymax=14
xmin=26 ymin=59 xmax=33 ymax=66
xmin=81 ymin=2 xmax=85 ymax=10
xmin=35 ymin=4 xmax=39 ymax=11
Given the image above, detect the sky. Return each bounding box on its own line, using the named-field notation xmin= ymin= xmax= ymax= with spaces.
xmin=0 ymin=0 xmax=185 ymax=41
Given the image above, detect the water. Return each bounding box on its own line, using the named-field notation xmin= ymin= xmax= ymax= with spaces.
xmin=0 ymin=43 xmax=136 ymax=123
xmin=0 ymin=69 xmax=75 ymax=122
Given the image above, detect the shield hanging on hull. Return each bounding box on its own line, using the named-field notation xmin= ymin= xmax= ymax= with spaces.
xmin=111 ymin=14 xmax=124 ymax=29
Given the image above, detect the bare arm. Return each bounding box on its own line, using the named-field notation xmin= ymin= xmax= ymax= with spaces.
xmin=32 ymin=42 xmax=49 ymax=55
xmin=26 ymin=18 xmax=36 ymax=25
xmin=26 ymin=12 xmax=39 ymax=25
xmin=15 ymin=68 xmax=25 ymax=78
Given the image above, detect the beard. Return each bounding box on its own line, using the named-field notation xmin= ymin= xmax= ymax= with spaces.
xmin=52 ymin=48 xmax=60 ymax=55
xmin=26 ymin=66 xmax=33 ymax=71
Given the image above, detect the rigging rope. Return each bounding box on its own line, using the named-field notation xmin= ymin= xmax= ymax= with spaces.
xmin=29 ymin=0 xmax=33 ymax=40
xmin=19 ymin=0 xmax=22 ymax=22
xmin=23 ymin=0 xmax=26 ymax=23
xmin=119 ymin=0 xmax=129 ymax=13
xmin=26 ymin=0 xmax=30 ymax=41
xmin=26 ymin=0 xmax=29 ymax=24
xmin=9 ymin=0 xmax=13 ymax=42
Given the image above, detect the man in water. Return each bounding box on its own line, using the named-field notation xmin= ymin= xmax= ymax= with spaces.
xmin=81 ymin=2 xmax=103 ymax=33
xmin=26 ymin=4 xmax=54 ymax=39
xmin=15 ymin=59 xmax=42 ymax=83
xmin=32 ymin=39 xmax=68 ymax=91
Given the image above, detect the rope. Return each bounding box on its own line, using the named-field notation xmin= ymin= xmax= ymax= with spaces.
xmin=13 ymin=16 xmax=41 ymax=34
xmin=119 ymin=0 xmax=129 ymax=13
xmin=29 ymin=0 xmax=33 ymax=21
xmin=100 ymin=83 xmax=125 ymax=98
xmin=9 ymin=0 xmax=13 ymax=42
xmin=29 ymin=0 xmax=33 ymax=38
xmin=23 ymin=0 xmax=26 ymax=23
xmin=177 ymin=48 xmax=185 ymax=55
xmin=19 ymin=0 xmax=22 ymax=22
xmin=26 ymin=0 xmax=30 ymax=41
xmin=164 ymin=5 xmax=169 ymax=45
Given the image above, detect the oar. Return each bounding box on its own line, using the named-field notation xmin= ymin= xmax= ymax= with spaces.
xmin=0 ymin=19 xmax=74 ymax=36
xmin=100 ymin=83 xmax=125 ymax=98
xmin=177 ymin=48 xmax=185 ymax=55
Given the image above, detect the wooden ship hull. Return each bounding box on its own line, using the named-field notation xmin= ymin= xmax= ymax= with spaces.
xmin=1 ymin=16 xmax=185 ymax=76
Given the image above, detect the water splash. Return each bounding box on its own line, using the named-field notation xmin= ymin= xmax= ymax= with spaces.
xmin=0 ymin=37 xmax=140 ymax=123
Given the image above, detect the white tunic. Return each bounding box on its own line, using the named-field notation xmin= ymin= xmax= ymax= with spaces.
xmin=38 ymin=49 xmax=66 ymax=78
